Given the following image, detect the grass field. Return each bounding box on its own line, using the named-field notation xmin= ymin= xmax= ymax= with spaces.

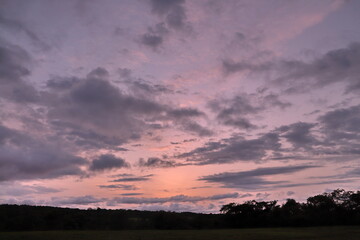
xmin=1 ymin=226 xmax=360 ymax=240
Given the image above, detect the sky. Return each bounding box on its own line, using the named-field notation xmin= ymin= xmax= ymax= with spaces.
xmin=0 ymin=0 xmax=360 ymax=213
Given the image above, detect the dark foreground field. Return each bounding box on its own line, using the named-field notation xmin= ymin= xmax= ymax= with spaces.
xmin=1 ymin=226 xmax=360 ymax=240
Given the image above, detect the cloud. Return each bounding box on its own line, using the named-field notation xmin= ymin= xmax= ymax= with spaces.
xmin=177 ymin=132 xmax=281 ymax=164
xmin=137 ymin=203 xmax=201 ymax=212
xmin=256 ymin=192 xmax=271 ymax=201
xmin=110 ymin=174 xmax=154 ymax=182
xmin=51 ymin=195 xmax=106 ymax=206
xmin=222 ymin=42 xmax=360 ymax=95
xmin=120 ymin=193 xmax=143 ymax=196
xmin=179 ymin=120 xmax=213 ymax=137
xmin=199 ymin=165 xmax=319 ymax=190
xmin=0 ymin=182 xmax=61 ymax=196
xmin=119 ymin=70 xmax=174 ymax=97
xmin=109 ymin=173 xmax=134 ymax=178
xmin=108 ymin=192 xmax=239 ymax=205
xmin=98 ymin=184 xmax=138 ymax=190
xmin=45 ymin=68 xmax=210 ymax=150
xmin=287 ymin=191 xmax=295 ymax=196
xmin=46 ymin=68 xmax=163 ymax=148
xmin=178 ymin=102 xmax=360 ymax=165
xmin=0 ymin=40 xmax=39 ymax=103
xmin=139 ymin=22 xmax=169 ymax=50
xmin=141 ymin=0 xmax=191 ymax=50
xmin=89 ymin=154 xmax=129 ymax=172
xmin=275 ymin=42 xmax=360 ymax=94
xmin=319 ymin=105 xmax=360 ymax=141
xmin=138 ymin=157 xmax=178 ymax=168
xmin=288 ymin=105 xmax=360 ymax=159
xmin=276 ymin=122 xmax=320 ymax=150
xmin=0 ymin=13 xmax=50 ymax=51
xmin=276 ymin=179 xmax=354 ymax=188
xmin=46 ymin=76 xmax=80 ymax=90
xmin=222 ymin=59 xmax=272 ymax=75
xmin=150 ymin=0 xmax=189 ymax=30
xmin=140 ymin=33 xmax=164 ymax=50
xmin=0 ymin=124 xmax=86 ymax=181
xmin=208 ymin=92 xmax=291 ymax=129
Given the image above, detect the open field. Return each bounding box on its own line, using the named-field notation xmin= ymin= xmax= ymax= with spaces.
xmin=1 ymin=226 xmax=360 ymax=240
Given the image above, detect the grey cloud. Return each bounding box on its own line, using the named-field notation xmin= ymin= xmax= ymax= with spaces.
xmin=118 ymin=68 xmax=132 ymax=78
xmin=0 ymin=13 xmax=50 ymax=51
xmin=0 ymin=124 xmax=86 ymax=181
xmin=300 ymin=105 xmax=360 ymax=159
xmin=140 ymin=33 xmax=163 ymax=50
xmin=199 ymin=165 xmax=319 ymax=190
xmin=89 ymin=154 xmax=129 ymax=172
xmin=0 ymin=41 xmax=39 ymax=103
xmin=208 ymin=192 xmax=241 ymax=200
xmin=222 ymin=59 xmax=272 ymax=75
xmin=178 ymin=133 xmax=281 ymax=164
xmin=46 ymin=76 xmax=80 ymax=90
xmin=137 ymin=203 xmax=205 ymax=213
xmin=164 ymin=4 xmax=186 ymax=30
xmin=142 ymin=0 xmax=191 ymax=50
xmin=220 ymin=118 xmax=256 ymax=130
xmin=132 ymin=144 xmax=143 ymax=147
xmin=256 ymin=192 xmax=271 ymax=200
xmin=308 ymin=168 xmax=360 ymax=185
xmin=51 ymin=123 xmax=131 ymax=150
xmin=209 ymin=95 xmax=261 ymax=117
xmin=0 ymin=145 xmax=85 ymax=181
xmin=287 ymin=191 xmax=295 ymax=196
xmin=120 ymin=193 xmax=143 ymax=196
xmin=177 ymin=141 xmax=225 ymax=159
xmin=109 ymin=173 xmax=134 ymax=178
xmin=167 ymin=108 xmax=204 ymax=118
xmin=150 ymin=0 xmax=185 ymax=15
xmin=140 ymin=23 xmax=169 ymax=50
xmin=110 ymin=174 xmax=154 ymax=182
xmin=277 ymin=179 xmax=354 ymax=188
xmin=277 ymin=122 xmax=319 ymax=149
xmin=121 ymin=77 xmax=174 ymax=98
xmin=180 ymin=120 xmax=213 ymax=137
xmin=0 ymin=198 xmax=41 ymax=206
xmin=276 ymin=42 xmax=360 ymax=94
xmin=319 ymin=105 xmax=360 ymax=141
xmin=224 ymin=42 xmax=360 ymax=95
xmin=45 ymin=68 xmax=209 ymax=150
xmin=0 ymin=42 xmax=30 ymax=82
xmin=0 ymin=125 xmax=18 ymax=144
xmin=52 ymin=195 xmax=106 ymax=206
xmin=263 ymin=93 xmax=292 ymax=109
xmin=98 ymin=184 xmax=138 ymax=190
xmin=109 ymin=192 xmax=239 ymax=204
xmin=150 ymin=0 xmax=189 ymax=30
xmin=0 ymin=183 xmax=61 ymax=196
xmin=208 ymin=92 xmax=291 ymax=129
xmin=87 ymin=67 xmax=109 ymax=79
xmin=272 ymin=105 xmax=360 ymax=160
xmin=346 ymin=168 xmax=360 ymax=176
xmin=178 ymin=103 xmax=360 ymax=165
xmin=139 ymin=157 xmax=178 ymax=168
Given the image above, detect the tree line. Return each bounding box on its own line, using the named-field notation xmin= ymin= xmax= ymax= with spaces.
xmin=220 ymin=189 xmax=360 ymax=227
xmin=0 ymin=189 xmax=359 ymax=231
